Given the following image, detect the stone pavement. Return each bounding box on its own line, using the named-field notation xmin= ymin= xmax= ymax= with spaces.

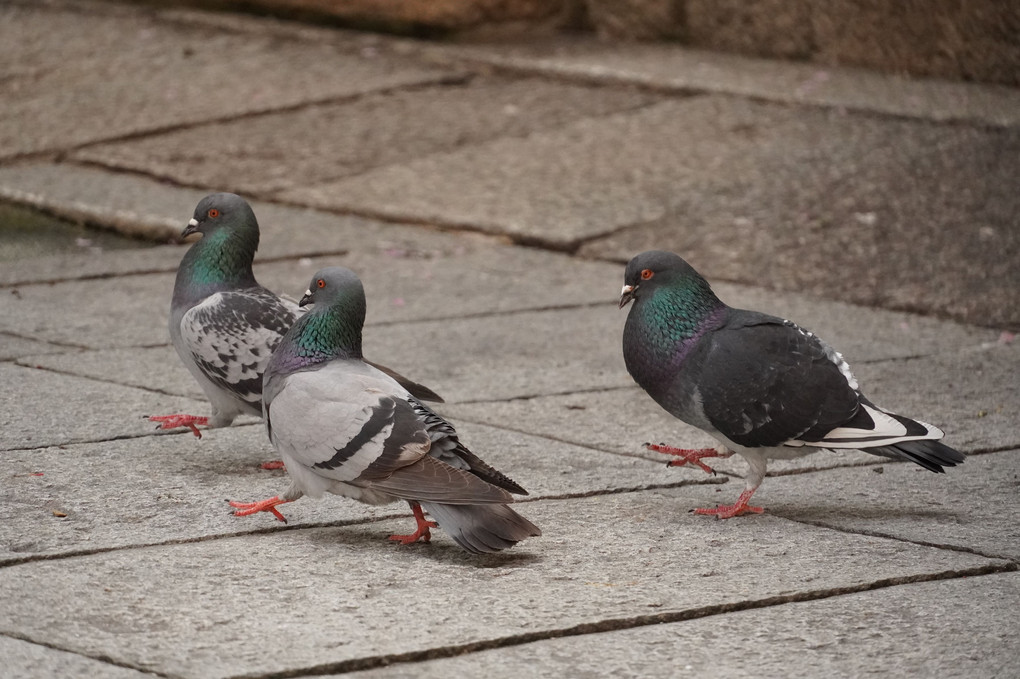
xmin=1 ymin=1 xmax=1019 ymax=677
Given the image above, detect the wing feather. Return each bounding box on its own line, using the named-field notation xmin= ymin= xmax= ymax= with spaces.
xmin=267 ymin=362 xmax=428 ymax=485
xmin=179 ymin=287 xmax=296 ymax=406
xmin=697 ymin=313 xmax=860 ymax=448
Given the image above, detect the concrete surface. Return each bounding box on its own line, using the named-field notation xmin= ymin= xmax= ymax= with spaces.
xmin=0 ymin=1 xmax=1018 ymax=678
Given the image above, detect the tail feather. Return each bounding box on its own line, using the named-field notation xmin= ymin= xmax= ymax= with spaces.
xmin=420 ymin=501 xmax=541 ymax=554
xmin=866 ymin=439 xmax=966 ymax=473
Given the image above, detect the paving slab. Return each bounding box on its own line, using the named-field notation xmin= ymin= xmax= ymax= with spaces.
xmin=0 ymin=2 xmax=458 ymax=158
xmin=0 ymin=489 xmax=1004 ymax=678
xmin=0 ymin=362 xmax=202 ymax=450
xmin=282 ymin=95 xmax=763 ymax=244
xmin=0 ymin=419 xmax=686 ymax=562
xmin=0 ymin=332 xmax=69 ymax=361
xmin=71 ymin=77 xmax=661 ymax=196
xmin=282 ymin=94 xmax=1020 ymax=330
xmin=0 ymin=271 xmax=176 ymax=348
xmin=430 ymin=40 xmax=1020 ymax=127
xmin=696 ymin=449 xmax=1020 ymax=561
xmin=0 ymin=162 xmax=532 ymax=273
xmin=2 ymin=635 xmax=151 ymax=679
xmin=346 ymin=572 xmax=1020 ymax=679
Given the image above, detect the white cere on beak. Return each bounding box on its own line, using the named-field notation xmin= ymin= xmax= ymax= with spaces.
xmin=188 ymin=218 xmax=199 ymax=227
xmin=621 ymin=284 xmax=634 ymax=296
xmin=304 ymin=289 xmax=311 ymax=297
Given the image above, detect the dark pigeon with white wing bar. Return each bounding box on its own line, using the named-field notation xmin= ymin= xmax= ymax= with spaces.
xmin=619 ymin=250 xmax=965 ymax=518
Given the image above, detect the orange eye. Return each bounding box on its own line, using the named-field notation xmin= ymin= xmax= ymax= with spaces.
xmin=316 ymin=279 xmax=325 ymax=289
xmin=207 ymin=208 xmax=220 ymax=218
xmin=640 ymin=268 xmax=654 ymax=280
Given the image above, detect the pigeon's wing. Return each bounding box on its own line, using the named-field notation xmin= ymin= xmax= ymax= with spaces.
xmin=179 ymin=287 xmax=297 ymax=407
xmin=695 ymin=312 xmax=862 ymax=448
xmin=410 ymin=398 xmax=528 ymax=495
xmin=267 ymin=361 xmax=510 ymax=504
xmin=364 ymin=359 xmax=444 ymax=403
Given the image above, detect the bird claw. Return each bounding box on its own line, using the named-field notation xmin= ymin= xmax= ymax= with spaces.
xmin=693 ymin=504 xmax=765 ymax=519
xmin=389 ymin=503 xmax=439 ymax=545
xmin=148 ymin=414 xmax=207 ymax=438
xmin=228 ymin=496 xmax=291 ymax=523
xmin=692 ymin=488 xmax=764 ymax=519
xmin=646 ymin=442 xmax=720 ymax=475
xmin=259 ymin=460 xmax=286 ymax=470
xmin=388 ymin=525 xmax=437 ymax=545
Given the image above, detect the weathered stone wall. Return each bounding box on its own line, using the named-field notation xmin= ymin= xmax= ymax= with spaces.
xmin=678 ymin=0 xmax=1020 ymax=85
xmin=142 ymin=0 xmax=1020 ymax=85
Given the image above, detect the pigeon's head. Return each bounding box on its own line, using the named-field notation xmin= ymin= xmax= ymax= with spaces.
xmin=619 ymin=250 xmax=703 ymax=309
xmin=300 ymin=267 xmax=366 ymax=310
xmin=183 ymin=193 xmax=258 ymax=240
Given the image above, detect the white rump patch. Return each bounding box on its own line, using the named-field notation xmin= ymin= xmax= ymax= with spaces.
xmin=796 ymin=403 xmax=944 ymax=449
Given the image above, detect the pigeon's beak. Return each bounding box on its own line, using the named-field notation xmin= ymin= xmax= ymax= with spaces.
xmin=619 ymin=284 xmax=636 ymax=309
xmin=180 ymin=218 xmax=200 ymax=239
xmin=298 ymin=289 xmax=313 ymax=307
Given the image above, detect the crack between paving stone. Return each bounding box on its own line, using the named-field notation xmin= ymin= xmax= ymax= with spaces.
xmin=10 ymin=360 xmax=211 ymax=405
xmin=0 ymin=512 xmax=404 ymax=569
xmin=0 ymin=329 xmax=90 ymax=351
xmin=0 ymin=76 xmax=472 ymax=166
xmin=515 ymin=477 xmax=728 ymax=505
xmin=1 ymin=427 xmax=223 ymax=454
xmin=444 ymin=414 xmax=687 ymax=465
xmin=222 ymin=561 xmax=1017 ymax=679
xmin=0 ymin=482 xmax=726 ymax=569
xmin=451 ymin=383 xmax=636 ymax=406
xmin=0 ymin=249 xmax=351 ymax=288
xmin=775 ymin=516 xmax=1020 ymax=565
xmin=368 ymin=299 xmax=614 ymax=328
xmin=0 ymin=630 xmax=174 ymax=679
xmin=422 ymin=49 xmax=1014 ymax=131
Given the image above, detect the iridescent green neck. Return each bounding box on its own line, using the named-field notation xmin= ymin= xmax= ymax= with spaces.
xmin=639 ymin=278 xmax=724 ymax=341
xmin=272 ymin=304 xmax=364 ymax=374
xmin=177 ymin=227 xmax=258 ymax=294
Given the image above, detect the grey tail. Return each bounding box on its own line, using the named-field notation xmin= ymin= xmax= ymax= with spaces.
xmin=866 ymin=439 xmax=966 ymax=473
xmin=420 ymin=502 xmax=541 ymax=554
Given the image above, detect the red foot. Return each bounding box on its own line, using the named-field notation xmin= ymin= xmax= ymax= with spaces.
xmin=149 ymin=414 xmax=208 ymax=438
xmin=693 ymin=488 xmax=765 ymax=519
xmin=645 ymin=442 xmax=726 ymax=475
xmin=229 ymin=496 xmax=293 ymax=523
xmin=259 ymin=460 xmax=286 ymax=470
xmin=389 ymin=502 xmax=438 ymax=545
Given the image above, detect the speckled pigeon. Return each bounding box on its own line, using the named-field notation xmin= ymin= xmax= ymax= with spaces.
xmin=149 ymin=193 xmax=442 ymax=447
xmin=229 ymin=266 xmax=541 ymax=553
xmin=619 ymin=250 xmax=965 ymax=518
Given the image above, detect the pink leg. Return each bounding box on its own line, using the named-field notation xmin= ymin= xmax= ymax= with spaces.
xmin=693 ymin=487 xmax=765 ymax=519
xmin=259 ymin=460 xmax=286 ymax=471
xmin=229 ymin=496 xmax=293 ymax=523
xmin=148 ymin=414 xmax=208 ymax=438
xmin=645 ymin=442 xmax=730 ymax=475
xmin=388 ymin=502 xmax=438 ymax=545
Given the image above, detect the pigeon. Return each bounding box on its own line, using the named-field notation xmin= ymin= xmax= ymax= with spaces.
xmin=229 ymin=266 xmax=541 ymax=553
xmin=619 ymin=250 xmax=965 ymax=518
xmin=149 ymin=193 xmax=442 ymax=445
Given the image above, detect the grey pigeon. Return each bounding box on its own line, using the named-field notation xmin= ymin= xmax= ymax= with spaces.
xmin=229 ymin=266 xmax=541 ymax=553
xmin=619 ymin=250 xmax=965 ymax=518
xmin=149 ymin=193 xmax=442 ymax=445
